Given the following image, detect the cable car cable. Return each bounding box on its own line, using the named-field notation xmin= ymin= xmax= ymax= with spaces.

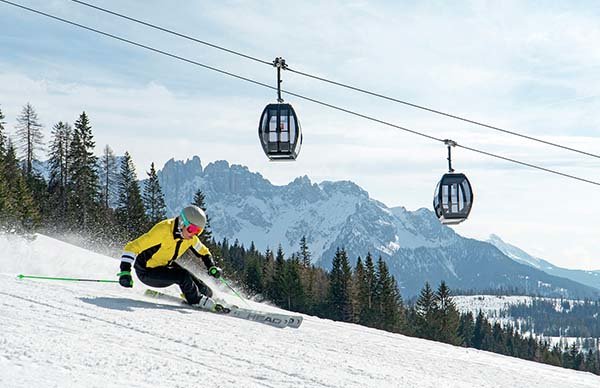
xmin=67 ymin=0 xmax=600 ymax=161
xmin=284 ymin=67 xmax=600 ymax=161
xmin=0 ymin=0 xmax=275 ymax=90
xmin=68 ymin=0 xmax=273 ymax=66
xmin=2 ymin=0 xmax=599 ymax=187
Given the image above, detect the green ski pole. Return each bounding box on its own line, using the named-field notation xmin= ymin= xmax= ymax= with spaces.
xmin=218 ymin=277 xmax=251 ymax=307
xmin=17 ymin=274 xmax=119 ymax=283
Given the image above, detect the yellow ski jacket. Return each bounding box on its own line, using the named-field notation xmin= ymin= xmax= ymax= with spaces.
xmin=120 ymin=217 xmax=214 ymax=270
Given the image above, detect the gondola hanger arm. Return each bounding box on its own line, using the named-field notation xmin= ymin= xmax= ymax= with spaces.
xmin=273 ymin=57 xmax=288 ymax=103
xmin=444 ymin=139 xmax=457 ymax=173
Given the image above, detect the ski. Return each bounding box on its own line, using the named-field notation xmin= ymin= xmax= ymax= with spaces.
xmin=144 ymin=289 xmax=303 ymax=329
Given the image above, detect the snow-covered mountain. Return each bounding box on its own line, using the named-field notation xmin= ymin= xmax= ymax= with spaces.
xmin=488 ymin=234 xmax=600 ymax=292
xmin=156 ymin=156 xmax=599 ymax=298
xmin=2 ymin=233 xmax=599 ymax=388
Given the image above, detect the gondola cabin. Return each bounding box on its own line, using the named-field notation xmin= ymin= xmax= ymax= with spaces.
xmin=258 ymin=103 xmax=302 ymax=161
xmin=433 ymin=172 xmax=473 ymax=225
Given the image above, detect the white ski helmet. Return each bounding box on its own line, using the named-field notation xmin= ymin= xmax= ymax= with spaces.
xmin=179 ymin=205 xmax=207 ymax=230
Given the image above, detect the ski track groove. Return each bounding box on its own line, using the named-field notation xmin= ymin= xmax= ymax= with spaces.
xmin=0 ymin=288 xmax=327 ymax=387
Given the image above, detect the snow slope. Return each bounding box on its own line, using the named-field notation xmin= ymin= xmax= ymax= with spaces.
xmin=1 ymin=234 xmax=599 ymax=388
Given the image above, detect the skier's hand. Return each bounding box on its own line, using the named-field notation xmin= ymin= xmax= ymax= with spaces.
xmin=118 ymin=271 xmax=134 ymax=288
xmin=208 ymin=266 xmax=222 ymax=279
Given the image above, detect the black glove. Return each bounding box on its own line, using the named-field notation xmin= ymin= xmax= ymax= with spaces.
xmin=118 ymin=271 xmax=133 ymax=288
xmin=208 ymin=266 xmax=222 ymax=279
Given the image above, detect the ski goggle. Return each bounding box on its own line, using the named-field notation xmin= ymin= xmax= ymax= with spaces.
xmin=180 ymin=212 xmax=203 ymax=235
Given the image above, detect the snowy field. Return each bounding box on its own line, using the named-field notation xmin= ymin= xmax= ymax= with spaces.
xmin=1 ymin=234 xmax=599 ymax=388
xmin=454 ymin=295 xmax=533 ymax=317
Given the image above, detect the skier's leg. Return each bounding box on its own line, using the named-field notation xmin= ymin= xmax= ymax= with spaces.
xmin=172 ymin=263 xmax=213 ymax=297
xmin=135 ymin=265 xmax=201 ymax=304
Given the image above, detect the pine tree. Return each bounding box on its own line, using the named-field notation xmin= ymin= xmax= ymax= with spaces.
xmin=143 ymin=162 xmax=166 ymax=224
xmin=298 ymin=236 xmax=315 ymax=311
xmin=244 ymin=254 xmax=264 ymax=295
xmin=67 ymin=112 xmax=99 ymax=232
xmin=1 ymin=141 xmax=40 ymax=230
xmin=262 ymin=248 xmax=275 ymax=293
xmin=192 ymin=189 xmax=213 ymax=244
xmin=0 ymin=107 xmax=8 ymax=217
xmin=415 ymin=282 xmax=437 ymax=340
xmin=299 ymin=236 xmax=311 ymax=267
xmin=281 ymin=254 xmax=305 ymax=311
xmin=0 ymin=106 xmax=6 ymax=152
xmin=353 ymin=256 xmax=366 ymax=324
xmin=374 ymin=257 xmax=404 ymax=332
xmin=15 ymin=103 xmax=44 ymax=177
xmin=472 ymin=310 xmax=491 ymax=350
xmin=99 ymin=145 xmax=118 ymax=209
xmin=360 ymin=252 xmax=378 ymax=326
xmin=47 ymin=121 xmax=72 ymax=227
xmin=433 ymin=281 xmax=461 ymax=345
xmin=458 ymin=312 xmax=475 ymax=347
xmin=327 ymin=248 xmax=353 ymax=322
xmin=115 ymin=151 xmax=147 ymax=240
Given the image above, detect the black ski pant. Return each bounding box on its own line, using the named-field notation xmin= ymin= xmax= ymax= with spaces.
xmin=135 ymin=262 xmax=212 ymax=304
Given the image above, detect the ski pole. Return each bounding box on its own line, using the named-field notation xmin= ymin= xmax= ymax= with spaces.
xmin=218 ymin=277 xmax=251 ymax=307
xmin=17 ymin=274 xmax=119 ymax=283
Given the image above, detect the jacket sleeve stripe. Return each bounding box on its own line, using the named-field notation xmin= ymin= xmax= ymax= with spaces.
xmin=120 ymin=251 xmax=136 ymax=264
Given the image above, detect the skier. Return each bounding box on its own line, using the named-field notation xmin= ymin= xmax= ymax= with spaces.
xmin=117 ymin=205 xmax=223 ymax=310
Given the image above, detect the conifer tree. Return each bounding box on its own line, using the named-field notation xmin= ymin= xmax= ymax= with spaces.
xmin=1 ymin=141 xmax=40 ymax=230
xmin=15 ymin=103 xmax=43 ymax=177
xmin=360 ymin=252 xmax=378 ymax=326
xmin=433 ymin=281 xmax=461 ymax=345
xmin=415 ymin=282 xmax=437 ymax=339
xmin=47 ymin=121 xmax=72 ymax=227
xmin=458 ymin=311 xmax=475 ymax=347
xmin=353 ymin=256 xmax=366 ymax=324
xmin=0 ymin=106 xmax=6 ymax=151
xmin=244 ymin=254 xmax=264 ymax=295
xmin=115 ymin=151 xmax=147 ymax=240
xmin=328 ymin=248 xmax=353 ymax=322
xmin=67 ymin=112 xmax=99 ymax=232
xmin=0 ymin=108 xmax=8 ymax=217
xmin=299 ymin=236 xmax=311 ymax=267
xmin=298 ymin=236 xmax=315 ymax=310
xmin=262 ymin=248 xmax=275 ymax=293
xmin=268 ymin=245 xmax=287 ymax=305
xmin=374 ymin=257 xmax=404 ymax=332
xmin=472 ymin=310 xmax=492 ymax=350
xmin=281 ymin=254 xmax=305 ymax=311
xmin=99 ymin=145 xmax=118 ymax=209
xmin=143 ymin=162 xmax=166 ymax=224
xmin=192 ymin=189 xmax=213 ymax=244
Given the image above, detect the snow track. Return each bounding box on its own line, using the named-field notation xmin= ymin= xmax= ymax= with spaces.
xmin=1 ymin=234 xmax=599 ymax=387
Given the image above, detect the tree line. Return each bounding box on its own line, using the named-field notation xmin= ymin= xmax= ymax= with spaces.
xmin=505 ymin=298 xmax=600 ymax=338
xmin=1 ymin=103 xmax=598 ymax=376
xmin=0 ymin=103 xmax=166 ymax=249
xmin=214 ymin=238 xmax=600 ymax=375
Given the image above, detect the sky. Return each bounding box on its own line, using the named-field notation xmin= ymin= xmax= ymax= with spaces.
xmin=1 ymin=233 xmax=599 ymax=388
xmin=0 ymin=0 xmax=599 ymax=270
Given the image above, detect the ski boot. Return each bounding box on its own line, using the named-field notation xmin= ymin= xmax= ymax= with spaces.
xmin=193 ymin=295 xmax=230 ymax=314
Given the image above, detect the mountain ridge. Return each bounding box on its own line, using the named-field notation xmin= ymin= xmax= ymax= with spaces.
xmin=151 ymin=156 xmax=599 ymax=298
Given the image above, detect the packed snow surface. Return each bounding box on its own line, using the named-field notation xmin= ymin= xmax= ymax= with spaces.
xmin=1 ymin=234 xmax=599 ymax=388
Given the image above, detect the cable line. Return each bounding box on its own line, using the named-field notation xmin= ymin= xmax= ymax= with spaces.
xmin=68 ymin=0 xmax=600 ymax=161
xmin=285 ymin=67 xmax=600 ymax=160
xmin=0 ymin=0 xmax=274 ymax=90
xmin=2 ymin=0 xmax=599 ymax=187
xmin=69 ymin=0 xmax=273 ymax=67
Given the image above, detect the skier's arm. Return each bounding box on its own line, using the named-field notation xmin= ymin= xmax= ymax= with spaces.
xmin=190 ymin=237 xmax=221 ymax=278
xmin=120 ymin=222 xmax=164 ymax=271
